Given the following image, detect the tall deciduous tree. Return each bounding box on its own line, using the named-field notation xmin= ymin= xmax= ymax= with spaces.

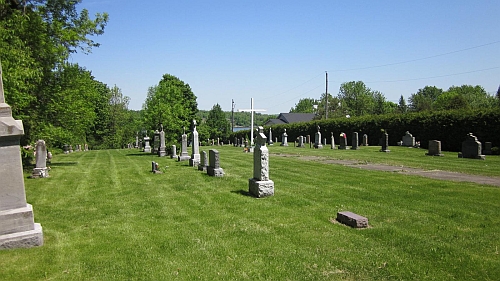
xmin=290 ymin=98 xmax=317 ymax=113
xmin=205 ymin=103 xmax=230 ymax=140
xmin=337 ymin=81 xmax=375 ymax=116
xmin=142 ymin=74 xmax=198 ymax=143
xmin=408 ymin=86 xmax=443 ymax=112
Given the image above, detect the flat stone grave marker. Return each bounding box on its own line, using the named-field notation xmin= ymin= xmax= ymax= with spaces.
xmin=336 ymin=211 xmax=369 ymax=228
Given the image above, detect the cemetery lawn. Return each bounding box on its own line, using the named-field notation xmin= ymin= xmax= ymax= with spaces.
xmin=1 ymin=147 xmax=499 ymax=280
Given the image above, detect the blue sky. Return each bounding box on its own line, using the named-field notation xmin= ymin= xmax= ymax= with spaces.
xmin=70 ymin=0 xmax=500 ymax=114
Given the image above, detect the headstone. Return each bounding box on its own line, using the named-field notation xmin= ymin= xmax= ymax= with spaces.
xmin=198 ymin=151 xmax=208 ymax=172
xmin=0 ymin=61 xmax=43 ymax=249
xmin=339 ymin=133 xmax=348 ymax=150
xmin=314 ymin=126 xmax=323 ymax=149
xmin=207 ymin=149 xmax=224 ymax=177
xmin=280 ymin=129 xmax=288 ymax=146
xmin=483 ymin=142 xmax=492 ymax=155
xmin=249 ymin=127 xmax=274 ymax=198
xmin=143 ymin=137 xmax=151 ymax=153
xmin=323 ymin=138 xmax=327 ymax=146
xmin=31 ymin=140 xmax=49 ymax=178
xmin=151 ymin=161 xmax=162 ymax=174
xmin=189 ymin=120 xmax=200 ymax=166
xmin=170 ymin=145 xmax=177 ymax=159
xmin=336 ymin=211 xmax=368 ymax=228
xmin=178 ymin=127 xmax=191 ymax=161
xmin=306 ymin=135 xmax=311 ymax=144
xmin=217 ymin=137 xmax=220 ymax=146
xmin=84 ymin=144 xmax=89 ymax=151
xmin=331 ymin=132 xmax=335 ymax=149
xmin=362 ymin=134 xmax=368 ymax=146
xmin=458 ymin=133 xmax=485 ymax=160
xmin=158 ymin=125 xmax=166 ymax=157
xmin=402 ymin=131 xmax=415 ymax=147
xmin=351 ymin=132 xmax=359 ymax=150
xmin=298 ymin=135 xmax=305 ymax=148
xmin=380 ymin=133 xmax=390 ymax=152
xmin=426 ymin=140 xmax=444 ymax=156
xmin=268 ymin=128 xmax=273 ymax=146
xmin=234 ymin=137 xmax=238 ymax=147
xmin=152 ymin=130 xmax=160 ymax=154
xmin=135 ymin=132 xmax=139 ymax=148
xmin=63 ymin=144 xmax=70 ymax=154
xmin=69 ymin=145 xmax=73 ymax=153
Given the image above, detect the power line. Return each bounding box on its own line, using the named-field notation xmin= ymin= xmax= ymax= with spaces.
xmin=330 ymin=40 xmax=500 ymax=72
xmin=366 ymin=66 xmax=500 ymax=83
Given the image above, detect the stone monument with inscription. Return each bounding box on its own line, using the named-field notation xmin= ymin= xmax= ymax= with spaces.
xmin=249 ymin=127 xmax=274 ymax=198
xmin=0 ymin=61 xmax=43 ymax=249
xmin=31 ymin=140 xmax=49 ymax=178
xmin=189 ymin=120 xmax=200 ymax=166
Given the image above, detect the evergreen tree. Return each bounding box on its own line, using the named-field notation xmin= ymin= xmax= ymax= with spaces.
xmin=398 ymin=95 xmax=408 ymax=113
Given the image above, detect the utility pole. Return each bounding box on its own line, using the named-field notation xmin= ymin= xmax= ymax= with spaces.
xmin=231 ymin=99 xmax=235 ymax=132
xmin=325 ymin=71 xmax=328 ymax=119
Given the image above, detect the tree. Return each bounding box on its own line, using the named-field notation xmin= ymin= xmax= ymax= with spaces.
xmin=142 ymin=74 xmax=198 ymax=143
xmin=337 ymin=81 xmax=375 ymax=116
xmin=205 ymin=103 xmax=231 ymax=140
xmin=497 ymin=85 xmax=500 ymax=107
xmin=445 ymin=85 xmax=495 ymax=109
xmin=290 ymin=98 xmax=317 ymax=113
xmin=408 ymin=86 xmax=443 ymax=112
xmin=398 ymin=95 xmax=408 ymax=113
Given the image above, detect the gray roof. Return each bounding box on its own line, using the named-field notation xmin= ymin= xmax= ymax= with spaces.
xmin=277 ymin=113 xmax=316 ymax=124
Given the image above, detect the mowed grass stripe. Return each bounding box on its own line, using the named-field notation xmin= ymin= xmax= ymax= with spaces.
xmin=1 ymin=148 xmax=499 ymax=280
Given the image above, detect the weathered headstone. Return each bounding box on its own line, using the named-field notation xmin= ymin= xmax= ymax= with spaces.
xmin=178 ymin=127 xmax=190 ymax=161
xmin=207 ymin=149 xmax=224 ymax=177
xmin=362 ymin=134 xmax=368 ymax=146
xmin=483 ymin=142 xmax=492 ymax=155
xmin=306 ymin=135 xmax=311 ymax=144
xmin=0 ymin=61 xmax=43 ymax=249
xmin=268 ymin=128 xmax=273 ymax=146
xmin=351 ymin=132 xmax=359 ymax=150
xmin=63 ymin=144 xmax=70 ymax=154
xmin=339 ymin=133 xmax=348 ymax=150
xmin=281 ymin=129 xmax=288 ymax=146
xmin=151 ymin=161 xmax=162 ymax=174
xmin=135 ymin=132 xmax=139 ymax=148
xmin=69 ymin=145 xmax=73 ymax=153
xmin=298 ymin=135 xmax=305 ymax=148
xmin=152 ymin=130 xmax=160 ymax=154
xmin=143 ymin=137 xmax=151 ymax=153
xmin=198 ymin=151 xmax=208 ymax=172
xmin=249 ymin=127 xmax=274 ymax=198
xmin=31 ymin=140 xmax=49 ymax=178
xmin=158 ymin=125 xmax=166 ymax=157
xmin=331 ymin=132 xmax=335 ymax=149
xmin=189 ymin=120 xmax=200 ymax=166
xmin=314 ymin=126 xmax=323 ymax=149
xmin=458 ymin=133 xmax=485 ymax=160
xmin=380 ymin=133 xmax=390 ymax=152
xmin=170 ymin=145 xmax=177 ymax=159
xmin=426 ymin=140 xmax=444 ymax=156
xmin=336 ymin=211 xmax=368 ymax=228
xmin=402 ymin=131 xmax=415 ymax=147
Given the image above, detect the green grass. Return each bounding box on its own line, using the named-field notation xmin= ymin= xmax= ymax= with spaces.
xmin=269 ymin=144 xmax=500 ymax=177
xmin=0 ymin=146 xmax=499 ymax=280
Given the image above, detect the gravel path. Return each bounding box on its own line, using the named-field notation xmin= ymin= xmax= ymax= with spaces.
xmin=274 ymin=154 xmax=500 ymax=187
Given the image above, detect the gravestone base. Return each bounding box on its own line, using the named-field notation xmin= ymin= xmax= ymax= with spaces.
xmin=280 ymin=143 xmax=288 ymax=147
xmin=458 ymin=152 xmax=485 ymax=160
xmin=0 ymin=204 xmax=44 ymax=249
xmin=338 ymin=146 xmax=349 ymax=150
xmin=177 ymin=153 xmax=190 ymax=161
xmin=198 ymin=164 xmax=207 ymax=172
xmin=248 ymin=178 xmax=274 ymax=198
xmin=158 ymin=147 xmax=166 ymax=157
xmin=336 ymin=211 xmax=368 ymax=228
xmin=207 ymin=167 xmax=224 ymax=177
xmin=314 ymin=144 xmax=323 ymax=149
xmin=380 ymin=149 xmax=390 ymax=153
xmin=143 ymin=146 xmax=151 ymax=153
xmin=426 ymin=152 xmax=444 ymax=157
xmin=31 ymin=167 xmax=49 ymax=178
xmin=189 ymin=155 xmax=200 ymax=167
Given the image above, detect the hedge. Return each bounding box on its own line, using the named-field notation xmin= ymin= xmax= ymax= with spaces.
xmin=230 ymin=109 xmax=500 ymax=152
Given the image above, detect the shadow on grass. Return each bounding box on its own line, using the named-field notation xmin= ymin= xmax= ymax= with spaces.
xmin=125 ymin=153 xmax=162 ymax=157
xmin=231 ymin=189 xmax=253 ymax=197
xmin=49 ymin=162 xmax=78 ymax=166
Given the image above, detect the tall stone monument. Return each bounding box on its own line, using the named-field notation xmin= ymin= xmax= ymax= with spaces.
xmin=178 ymin=127 xmax=190 ymax=161
xmin=331 ymin=132 xmax=336 ymax=149
xmin=249 ymin=127 xmax=274 ymax=198
xmin=314 ymin=126 xmax=323 ymax=149
xmin=280 ymin=129 xmax=288 ymax=146
xmin=189 ymin=120 xmax=200 ymax=166
xmin=143 ymin=136 xmax=151 ymax=153
xmin=0 ymin=61 xmax=43 ymax=249
xmin=380 ymin=132 xmax=390 ymax=152
xmin=268 ymin=128 xmax=273 ymax=146
xmin=158 ymin=124 xmax=166 ymax=157
xmin=31 ymin=140 xmax=49 ymax=178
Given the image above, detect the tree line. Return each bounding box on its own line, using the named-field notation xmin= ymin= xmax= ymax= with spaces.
xmin=290 ymin=81 xmax=500 ymax=118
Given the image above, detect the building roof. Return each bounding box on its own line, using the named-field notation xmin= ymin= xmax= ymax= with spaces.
xmin=264 ymin=113 xmax=316 ymax=126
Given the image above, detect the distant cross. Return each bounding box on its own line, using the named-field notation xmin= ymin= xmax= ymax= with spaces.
xmin=0 ymin=60 xmax=5 ymax=103
xmin=238 ymin=98 xmax=266 ymax=146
